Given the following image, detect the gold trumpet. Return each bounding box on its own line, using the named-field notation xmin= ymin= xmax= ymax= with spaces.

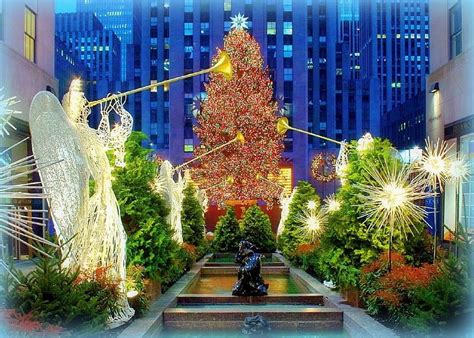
xmin=173 ymin=131 xmax=245 ymax=172
xmin=277 ymin=117 xmax=346 ymax=146
xmin=87 ymin=51 xmax=233 ymax=108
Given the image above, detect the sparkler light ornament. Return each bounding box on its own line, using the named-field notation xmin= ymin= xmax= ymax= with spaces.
xmin=0 ymin=92 xmax=20 ymax=136
xmin=417 ymin=137 xmax=453 ymax=192
xmin=30 ymin=82 xmax=135 ymax=326
xmin=307 ymin=200 xmax=318 ymax=211
xmin=357 ymin=158 xmax=432 ymax=270
xmin=0 ymin=97 xmax=58 ymax=265
xmin=323 ymin=194 xmax=341 ymax=213
xmin=297 ymin=207 xmax=327 ymax=244
xmin=446 ymin=157 xmax=470 ymax=184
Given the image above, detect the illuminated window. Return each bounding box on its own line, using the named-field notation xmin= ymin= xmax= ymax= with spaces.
xmin=150 ymin=80 xmax=157 ymax=92
xmin=283 ymin=22 xmax=292 ymax=35
xmin=283 ymin=0 xmax=292 ymax=12
xmin=184 ymin=0 xmax=193 ymax=13
xmin=224 ymin=0 xmax=231 ymax=12
xmin=24 ymin=7 xmax=36 ymax=63
xmin=267 ymin=22 xmax=276 ymax=35
xmin=284 ymin=68 xmax=292 ymax=81
xmin=283 ymin=45 xmax=292 ymax=58
xmin=268 ymin=167 xmax=293 ymax=196
xmin=184 ymin=138 xmax=194 ymax=152
xmin=184 ymin=22 xmax=193 ymax=35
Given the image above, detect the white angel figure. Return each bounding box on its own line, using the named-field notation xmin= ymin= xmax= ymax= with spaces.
xmin=29 ymin=80 xmax=134 ymax=327
xmin=155 ymin=161 xmax=185 ymax=243
xmin=277 ymin=187 xmax=297 ymax=238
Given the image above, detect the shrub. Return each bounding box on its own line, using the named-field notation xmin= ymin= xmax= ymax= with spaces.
xmin=359 ymin=251 xmax=468 ymax=333
xmin=213 ymin=207 xmax=241 ymax=252
xmin=3 ymin=252 xmax=120 ymax=333
xmin=181 ymin=182 xmax=205 ymax=246
xmin=278 ymin=181 xmax=320 ymax=257
xmin=240 ymin=205 xmax=276 ymax=252
xmin=2 ymin=309 xmax=65 ymax=335
xmin=125 ymin=265 xmax=150 ymax=317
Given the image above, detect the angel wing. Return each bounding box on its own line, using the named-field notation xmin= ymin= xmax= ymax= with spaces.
xmin=29 ymin=91 xmax=90 ymax=260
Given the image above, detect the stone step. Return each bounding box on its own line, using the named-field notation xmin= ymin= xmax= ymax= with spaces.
xmin=201 ymin=266 xmax=290 ymax=275
xmin=177 ymin=294 xmax=324 ymax=305
xmin=163 ymin=306 xmax=343 ymax=330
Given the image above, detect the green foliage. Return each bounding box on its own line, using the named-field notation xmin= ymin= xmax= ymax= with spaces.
xmin=213 ymin=207 xmax=241 ymax=252
xmin=278 ymin=181 xmax=320 ymax=257
xmin=3 ymin=251 xmax=119 ymax=333
xmin=241 ymin=205 xmax=276 ymax=252
xmin=181 ymin=183 xmax=205 ymax=246
xmin=127 ymin=218 xmax=183 ymax=283
xmin=112 ymin=131 xmax=169 ymax=234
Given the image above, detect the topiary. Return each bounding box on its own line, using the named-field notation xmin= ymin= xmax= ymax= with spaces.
xmin=241 ymin=205 xmax=276 ymax=252
xmin=181 ymin=182 xmax=205 ymax=246
xmin=213 ymin=207 xmax=241 ymax=252
xmin=278 ymin=181 xmax=320 ymax=257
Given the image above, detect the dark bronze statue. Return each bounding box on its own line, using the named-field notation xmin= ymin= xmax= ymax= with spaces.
xmin=232 ymin=240 xmax=269 ymax=296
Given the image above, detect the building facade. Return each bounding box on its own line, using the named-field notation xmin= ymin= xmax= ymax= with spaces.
xmin=426 ymin=0 xmax=474 ymax=238
xmin=76 ymin=0 xmax=139 ymax=81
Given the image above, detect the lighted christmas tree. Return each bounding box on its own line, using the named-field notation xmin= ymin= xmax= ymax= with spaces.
xmin=193 ymin=26 xmax=284 ymax=206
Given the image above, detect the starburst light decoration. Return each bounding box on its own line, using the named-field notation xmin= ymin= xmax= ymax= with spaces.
xmin=0 ymin=92 xmax=20 ymax=136
xmin=230 ymin=13 xmax=249 ymax=30
xmin=446 ymin=157 xmax=470 ymax=184
xmin=357 ymin=158 xmax=432 ymax=238
xmin=30 ymin=81 xmax=135 ymax=326
xmin=323 ymin=194 xmax=341 ymax=213
xmin=297 ymin=208 xmax=327 ymax=244
xmin=307 ymin=200 xmax=318 ymax=210
xmin=417 ymin=137 xmax=453 ymax=192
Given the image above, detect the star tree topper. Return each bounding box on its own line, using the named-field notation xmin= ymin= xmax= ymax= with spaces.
xmin=230 ymin=13 xmax=249 ymax=30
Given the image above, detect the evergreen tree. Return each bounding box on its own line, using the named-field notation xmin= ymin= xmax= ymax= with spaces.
xmin=278 ymin=181 xmax=320 ymax=256
xmin=213 ymin=207 xmax=241 ymax=252
xmin=241 ymin=205 xmax=276 ymax=252
xmin=181 ymin=182 xmax=205 ymax=245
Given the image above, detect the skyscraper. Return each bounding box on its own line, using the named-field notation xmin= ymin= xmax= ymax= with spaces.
xmin=76 ymin=0 xmax=139 ymax=81
xmin=359 ymin=0 xmax=430 ymax=143
xmin=56 ymin=12 xmax=121 ymax=83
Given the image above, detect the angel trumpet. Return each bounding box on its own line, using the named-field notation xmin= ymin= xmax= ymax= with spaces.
xmin=173 ymin=131 xmax=245 ymax=172
xmin=276 ymin=117 xmax=345 ymax=146
xmin=87 ymin=51 xmax=233 ymax=108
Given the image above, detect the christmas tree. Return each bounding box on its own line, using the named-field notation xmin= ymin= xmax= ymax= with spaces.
xmin=213 ymin=207 xmax=241 ymax=253
xmin=241 ymin=205 xmax=276 ymax=252
xmin=181 ymin=182 xmax=205 ymax=246
xmin=193 ymin=28 xmax=284 ymax=206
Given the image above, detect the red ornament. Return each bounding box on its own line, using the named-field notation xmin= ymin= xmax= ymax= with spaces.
xmin=192 ymin=29 xmax=284 ymax=205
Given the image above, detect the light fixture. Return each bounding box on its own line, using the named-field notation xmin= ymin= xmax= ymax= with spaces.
xmin=429 ymin=82 xmax=439 ymax=93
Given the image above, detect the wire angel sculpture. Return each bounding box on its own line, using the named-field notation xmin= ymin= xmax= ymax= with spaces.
xmin=29 ymin=80 xmax=134 ymax=327
xmin=336 ymin=141 xmax=349 ymax=184
xmin=277 ymin=187 xmax=296 ymax=238
xmin=154 ymin=161 xmax=186 ymax=243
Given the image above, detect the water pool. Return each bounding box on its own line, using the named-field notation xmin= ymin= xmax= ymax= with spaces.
xmin=158 ymin=328 xmax=348 ymax=338
xmin=208 ymin=254 xmax=280 ymax=263
xmin=185 ymin=273 xmax=309 ymax=294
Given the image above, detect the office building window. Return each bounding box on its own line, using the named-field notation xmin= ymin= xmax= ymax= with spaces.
xmin=184 ymin=0 xmax=193 ymax=13
xmin=267 ymin=22 xmax=276 ymax=35
xmin=224 ymin=0 xmax=231 ymax=12
xmin=283 ymin=21 xmax=293 ymax=35
xmin=449 ymin=1 xmax=462 ymax=58
xmin=283 ymin=0 xmax=292 ymax=12
xmin=284 ymin=68 xmax=293 ymax=81
xmin=184 ymin=22 xmax=193 ymax=36
xmin=184 ymin=138 xmax=194 ymax=152
xmin=283 ymin=45 xmax=293 ymax=58
xmin=24 ymin=7 xmax=36 ymax=62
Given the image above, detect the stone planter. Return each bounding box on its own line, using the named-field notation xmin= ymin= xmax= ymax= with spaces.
xmin=144 ymin=278 xmax=162 ymax=302
xmin=341 ymin=286 xmax=363 ymax=308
